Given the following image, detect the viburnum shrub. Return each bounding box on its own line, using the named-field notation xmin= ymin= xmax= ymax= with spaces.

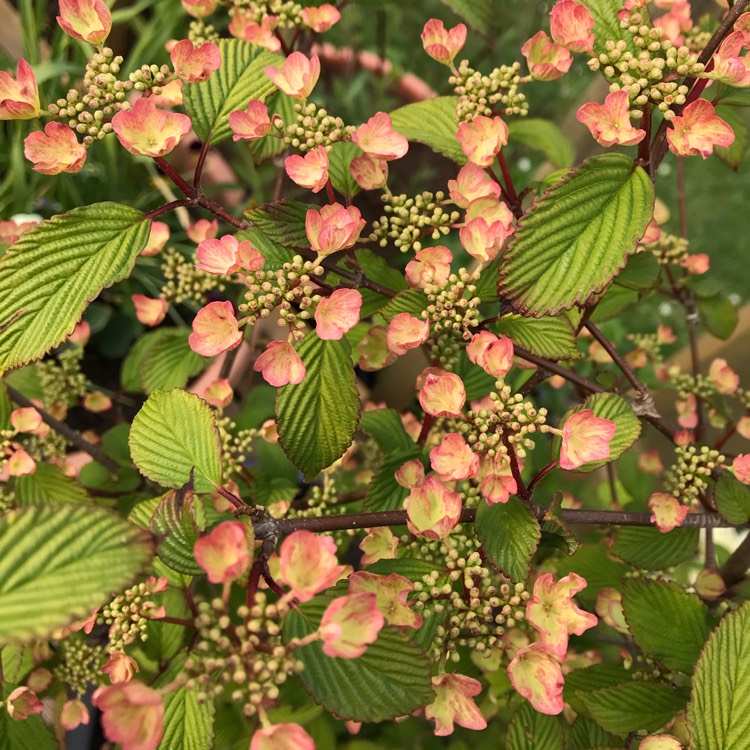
xmin=3 ymin=0 xmax=750 ymax=747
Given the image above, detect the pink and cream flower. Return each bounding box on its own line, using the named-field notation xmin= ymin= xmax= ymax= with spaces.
xmin=132 ymin=294 xmax=169 ymax=327
xmin=550 ymin=0 xmax=595 ymax=53
xmin=300 ymin=4 xmax=341 ymax=32
xmin=314 ymin=288 xmax=362 ymax=340
xmin=279 ymin=530 xmax=348 ymax=601
xmin=253 ymin=340 xmax=306 ymax=387
xmin=24 ymin=123 xmax=87 ymax=175
xmin=425 ymin=673 xmax=487 ymax=736
xmin=265 ymin=52 xmax=320 ymax=99
xmin=229 ymin=100 xmax=273 ymax=141
xmin=319 ymin=592 xmax=385 ymax=658
xmin=194 ymin=521 xmax=251 ymax=584
xmin=559 ymin=409 xmax=617 ymax=470
xmin=57 ymin=0 xmax=111 ymax=45
xmin=352 ymin=112 xmax=409 ymax=161
xmin=405 ymin=475 xmax=462 ymax=539
xmin=387 ymin=313 xmax=430 ymax=356
xmin=350 ymin=154 xmax=388 ymax=190
xmin=188 ymin=300 xmax=243 ymax=357
xmin=305 ymin=203 xmax=365 ymax=256
xmin=111 ymin=98 xmax=192 ymax=158
xmin=667 ymin=99 xmax=735 ymax=158
xmin=0 ymin=58 xmax=40 ymax=119
xmin=456 ymin=115 xmax=509 ymax=167
xmin=576 ymin=90 xmax=647 ymax=147
xmin=170 ymin=40 xmax=221 ymax=83
xmin=447 ymin=163 xmax=502 ymax=208
xmin=285 ymin=145 xmax=329 ymax=192
xmin=418 ymin=370 xmax=466 ymax=417
xmin=648 ymin=493 xmax=688 ymax=533
xmin=250 ymin=724 xmax=315 ymax=750
xmin=420 ymin=19 xmax=468 ymax=65
xmin=92 ymin=681 xmax=164 ymax=750
xmin=508 ymin=643 xmax=565 ymax=715
xmin=349 ymin=571 xmax=422 ymax=628
xmin=405 ymin=245 xmax=453 ymax=288
xmin=430 ymin=433 xmax=479 ymax=482
xmin=521 ymin=31 xmax=573 ymax=80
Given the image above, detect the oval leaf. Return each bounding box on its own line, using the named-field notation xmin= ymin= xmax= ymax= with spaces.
xmin=499 ymin=154 xmax=654 ymax=317
xmin=390 ymin=97 xmax=466 ymax=164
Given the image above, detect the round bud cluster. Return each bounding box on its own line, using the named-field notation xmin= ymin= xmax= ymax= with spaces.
xmin=370 ymin=192 xmax=460 ymax=252
xmin=38 ymin=347 xmax=89 ymax=405
xmin=735 ymin=388 xmax=750 ymax=411
xmin=284 ymin=103 xmax=356 ymax=152
xmin=98 ymin=581 xmax=165 ymax=650
xmin=216 ymin=416 xmax=258 ymax=478
xmin=232 ymin=0 xmax=305 ymax=29
xmin=188 ymin=19 xmax=219 ymax=44
xmin=129 ymin=63 xmax=173 ymax=94
xmin=682 ymin=26 xmax=712 ymax=55
xmin=664 ymin=444 xmax=725 ymax=504
xmin=588 ymin=11 xmax=704 ymax=120
xmin=54 ymin=636 xmax=105 ymax=698
xmin=184 ymin=595 xmax=303 ymax=717
xmin=630 ymin=653 xmax=674 ymax=682
xmin=669 ymin=368 xmax=715 ymax=401
xmin=424 ymin=270 xmax=481 ymax=344
xmin=449 ymin=60 xmax=528 ymax=122
xmin=645 ymin=231 xmax=688 ymax=266
xmin=238 ymin=256 xmax=324 ymax=332
xmin=161 ymin=247 xmax=227 ymax=305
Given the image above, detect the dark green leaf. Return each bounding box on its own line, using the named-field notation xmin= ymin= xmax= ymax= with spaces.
xmin=614 ymin=251 xmax=660 ymax=290
xmin=150 ymin=485 xmax=205 ymax=576
xmin=507 ymin=701 xmax=564 ymax=750
xmin=328 ymin=141 xmax=363 ymax=199
xmin=698 ymin=295 xmax=738 ymax=340
xmin=715 ymin=474 xmax=750 ymax=524
xmin=493 ymin=313 xmax=580 ymax=360
xmin=611 ymin=526 xmax=699 ymax=570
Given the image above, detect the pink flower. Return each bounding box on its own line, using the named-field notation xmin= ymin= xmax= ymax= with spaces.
xmin=456 ymin=115 xmax=509 ymax=167
xmin=92 ymin=681 xmax=164 ymax=750
xmin=447 ymin=163 xmax=501 ymax=208
xmin=430 ymin=433 xmax=479 ymax=482
xmin=405 ymin=475 xmax=462 ymax=539
xmin=0 ymin=58 xmax=40 ymax=119
xmin=237 ymin=241 xmax=265 ymax=272
xmin=83 ymin=391 xmax=112 ymax=413
xmin=170 ymin=40 xmax=221 ymax=83
xmin=250 ymin=723 xmax=315 ymax=750
xmin=231 ymin=14 xmax=281 ymax=51
xmin=405 ymin=245 xmax=453 ymax=289
xmin=187 ymin=218 xmax=217 ymax=243
xmin=676 ymin=394 xmax=698 ymax=429
xmin=478 ymin=454 xmax=517 ymax=505
xmin=359 ymin=527 xmax=398 ymax=565
xmin=419 ymin=370 xmax=466 ymax=417
xmin=639 ymin=449 xmax=664 ymax=474
xmin=194 ymin=521 xmax=251 ymax=583
xmin=550 ymin=0 xmax=595 ymax=52
xmin=394 ymin=458 xmax=425 ymax=489
xmin=10 ymin=407 xmax=42 ymax=434
xmin=425 ymin=673 xmax=486 ymax=736
xmin=733 ymin=454 xmax=750 ymax=484
xmin=279 ymin=530 xmax=348 ymax=601
xmin=576 ymin=90 xmax=647 ymax=147
xmin=265 ymin=52 xmax=320 ymax=99
xmin=709 ymin=357 xmax=740 ymax=394
xmin=387 ymin=313 xmax=430 ymax=356
xmin=654 ymin=1 xmax=692 ymax=45
xmin=352 ymin=112 xmax=409 ymax=161
xmin=319 ymin=592 xmax=385 ymax=658
xmin=57 ymin=0 xmax=111 ymax=45
xmin=508 ymin=643 xmax=565 ymax=715
xmin=526 ymin=573 xmax=598 ymax=658
xmin=195 ymin=234 xmax=249 ymax=275
xmin=648 ymin=492 xmax=688 ymax=533
xmin=6 ymin=687 xmax=43 ymax=720
xmin=466 ymin=331 xmax=514 ymax=378
xmin=229 ymin=100 xmax=272 ymax=141
xmin=559 ymin=409 xmax=617 ymax=470
xmin=188 ymin=300 xmax=243 ymax=357
xmin=285 ymin=145 xmax=329 ymax=192
xmin=132 ymin=295 xmax=168 ymax=327
xmin=300 ymin=4 xmax=341 ymax=32
xmin=522 ymin=31 xmax=572 ymax=80
xmin=667 ymin=99 xmax=735 ymax=158
xmin=349 ymin=154 xmax=388 ymax=190
xmin=253 ymin=340 xmax=306 ymax=386
xmin=180 ymin=0 xmax=217 ymax=18
xmin=112 ymin=98 xmax=192 ymax=158
xmin=141 ymin=221 xmax=170 ymax=256
xmin=305 ymin=203 xmax=365 ymax=256
xmin=711 ymin=31 xmax=750 ymax=86
xmin=203 ymin=378 xmax=233 ymax=408
xmin=315 ymin=288 xmax=362 ymax=340
xmin=24 ymin=123 xmax=86 ymax=175
xmin=102 ymin=651 xmax=140 ymax=684
xmin=421 ymin=19 xmax=468 ymax=64
xmin=61 ymin=699 xmax=90 ymax=731
xmin=7 ymin=448 xmax=36 ymax=476
xmin=681 ymin=253 xmax=710 ymax=274
xmin=348 ymin=572 xmax=420 ymax=630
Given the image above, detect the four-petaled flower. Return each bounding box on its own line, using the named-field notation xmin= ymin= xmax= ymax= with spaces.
xmin=667 ymin=99 xmax=735 ymax=158
xmin=559 ymin=409 xmax=617 ymax=470
xmin=265 ymin=52 xmax=320 ymax=99
xmin=111 ymin=98 xmax=192 ymax=158
xmin=0 ymin=58 xmax=40 ymax=119
xmin=425 ymin=673 xmax=487 ymax=736
xmin=576 ymin=90 xmax=647 ymax=147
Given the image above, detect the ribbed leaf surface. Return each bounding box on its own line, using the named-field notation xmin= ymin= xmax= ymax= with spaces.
xmin=493 ymin=313 xmax=579 ymax=360
xmin=390 ymin=97 xmax=466 ymax=163
xmin=507 ymin=702 xmax=564 ymax=750
xmin=611 ymin=526 xmax=698 ymax=570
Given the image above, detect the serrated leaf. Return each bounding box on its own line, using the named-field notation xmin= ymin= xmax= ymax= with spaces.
xmin=698 ymin=295 xmax=738 ymax=340
xmin=252 ymin=438 xmax=299 ymax=506
xmin=622 ymin=579 xmax=708 ymax=674
xmin=564 ymin=663 xmax=632 ymax=714
xmin=328 ymin=141 xmax=363 ymax=199
xmin=611 ymin=526 xmax=699 ymax=570
xmin=183 ymin=39 xmax=280 ymax=145
xmin=160 ymin=683 xmax=215 ymax=750
xmin=508 ymin=118 xmax=575 ymax=170
xmin=475 ymin=496 xmax=541 ymax=582
xmin=239 ymin=200 xmax=310 ymax=268
xmin=277 ymin=334 xmax=360 ymax=481
xmin=507 ymin=701 xmax=564 ymax=750
xmin=714 ymin=105 xmax=748 ymax=169
xmin=365 ymin=448 xmax=423 ymax=512
xmin=581 ymin=681 xmax=689 ymax=735
xmin=390 ymin=97 xmax=465 ymax=164
xmin=282 ymin=591 xmax=433 ymax=722
xmin=688 ymin=602 xmax=750 ymax=750
xmin=541 ymin=495 xmax=579 ymax=555
xmin=0 ymin=203 xmax=149 ymax=375
xmin=14 ymin=462 xmax=88 ymax=505
xmin=715 ymin=474 xmax=750 ymax=524
xmin=493 ymin=313 xmax=580 ymax=360
xmin=150 ymin=485 xmax=204 ymax=576
xmin=0 ymin=505 xmax=153 ymax=643
xmin=359 ymin=408 xmax=417 ymax=452
xmin=581 ymin=0 xmax=637 ymax=55
xmin=499 ymin=154 xmax=654 ymax=317
xmin=438 ymin=0 xmax=491 ymax=31
xmin=379 ymin=288 xmax=429 ymax=322
xmin=614 ymin=251 xmax=660 ymax=290
xmin=141 ymin=328 xmax=207 ymax=394
xmin=568 ymin=714 xmax=623 ymax=749
xmin=122 ymin=331 xmax=157 ymax=392
xmin=130 ymin=389 xmax=223 ymax=493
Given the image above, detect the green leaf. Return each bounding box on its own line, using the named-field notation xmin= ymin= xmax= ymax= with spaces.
xmin=160 ymin=683 xmax=215 ymax=750
xmin=564 ymin=663 xmax=632 ymax=714
xmin=359 ymin=408 xmax=417 ymax=452
xmin=499 ymin=154 xmax=654 ymax=317
xmin=555 ymin=544 xmax=628 ymax=606
xmin=0 ymin=687 xmax=56 ymax=750
xmin=277 ymin=334 xmax=360 ymax=481
xmin=568 ymin=714 xmax=622 ymax=749
xmin=715 ymin=474 xmax=750 ymax=524
xmin=614 ymin=251 xmax=660 ymax=291
xmin=493 ymin=313 xmax=580 ymax=360
xmin=541 ymin=495 xmax=579 ymax=555
xmin=508 ymin=118 xmax=575 ymax=170
xmin=14 ymin=462 xmax=89 ymax=505
xmin=438 ymin=0 xmax=491 ymax=31
xmin=688 ymin=602 xmax=750 ymax=750
xmin=380 ymin=289 xmax=429 ymax=322
xmin=150 ymin=485 xmax=206 ymax=576
xmin=714 ymin=105 xmax=748 ymax=169
xmin=580 ymin=681 xmax=689 ymax=735
xmin=183 ymin=39 xmax=280 ymax=145
xmin=365 ymin=447 xmax=423 ymax=512
xmin=622 ymin=579 xmax=708 ymax=673
xmin=581 ymin=0 xmax=637 ymax=55
xmin=282 ymin=592 xmax=433 ymax=722
xmin=365 ymin=558 xmax=444 ymax=580
xmin=507 ymin=701 xmax=564 ymax=750
xmin=129 ymin=389 xmax=223 ymax=493
xmin=141 ymin=328 xmax=207 ymax=394
xmin=554 ymin=393 xmax=641 ymax=472
xmin=475 ymin=496 xmax=541 ymax=582
xmin=698 ymin=295 xmax=738 ymax=340
xmin=252 ymin=439 xmax=300 ymax=506
xmin=328 ymin=141 xmax=363 ymax=199
xmin=0 ymin=203 xmax=149 ymax=375
xmin=611 ymin=526 xmax=699 ymax=570
xmin=390 ymin=97 xmax=465 ymax=164
xmin=239 ymin=200 xmax=310 ymax=268
xmin=0 ymin=505 xmax=152 ymax=643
